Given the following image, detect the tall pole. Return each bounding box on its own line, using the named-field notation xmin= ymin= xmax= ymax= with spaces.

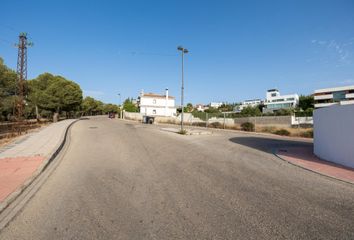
xmin=177 ymin=46 xmax=188 ymax=132
xmin=181 ymin=50 xmax=184 ymax=132
xmin=118 ymin=93 xmax=121 ymax=118
xmin=15 ymin=32 xmax=33 ymax=120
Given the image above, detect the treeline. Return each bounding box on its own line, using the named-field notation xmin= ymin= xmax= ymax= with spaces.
xmin=0 ymin=57 xmax=119 ymax=122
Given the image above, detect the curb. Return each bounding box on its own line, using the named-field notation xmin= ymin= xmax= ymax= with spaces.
xmin=273 ymin=149 xmax=354 ymax=186
xmin=0 ymin=119 xmax=80 ymax=214
xmin=120 ymin=118 xmax=313 ymax=143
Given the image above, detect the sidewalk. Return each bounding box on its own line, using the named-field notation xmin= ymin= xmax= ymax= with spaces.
xmin=0 ymin=119 xmax=77 ymax=210
xmin=275 ymin=146 xmax=354 ymax=184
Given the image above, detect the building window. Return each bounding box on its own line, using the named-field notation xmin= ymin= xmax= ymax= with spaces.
xmin=333 ymin=91 xmax=346 ymax=102
xmin=153 ymin=109 xmax=156 ymax=114
xmin=153 ymin=99 xmax=156 ymax=104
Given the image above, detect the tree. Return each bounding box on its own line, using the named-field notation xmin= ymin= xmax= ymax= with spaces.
xmin=28 ymin=73 xmax=83 ymax=122
xmin=123 ymin=98 xmax=138 ymax=112
xmin=27 ymin=73 xmax=56 ymax=120
xmin=81 ymin=97 xmax=99 ymax=115
xmin=299 ymin=95 xmax=314 ymax=111
xmin=0 ymin=58 xmax=17 ymax=121
xmin=102 ymin=103 xmax=120 ymax=114
xmin=184 ymin=103 xmax=193 ymax=113
xmin=240 ymin=106 xmax=261 ymax=117
xmin=204 ymin=107 xmax=220 ymax=114
xmin=219 ymin=103 xmax=235 ymax=112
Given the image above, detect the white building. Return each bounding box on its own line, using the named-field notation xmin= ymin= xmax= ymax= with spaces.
xmin=195 ymin=104 xmax=208 ymax=112
xmin=139 ymin=89 xmax=176 ymax=117
xmin=263 ymin=89 xmax=299 ymax=113
xmin=234 ymin=99 xmax=262 ymax=112
xmin=210 ymin=102 xmax=223 ymax=108
xmin=314 ymin=85 xmax=354 ymax=108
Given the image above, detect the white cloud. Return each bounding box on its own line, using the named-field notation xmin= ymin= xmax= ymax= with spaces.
xmin=311 ymin=39 xmax=352 ymax=64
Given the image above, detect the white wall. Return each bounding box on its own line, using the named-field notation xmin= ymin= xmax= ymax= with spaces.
xmin=140 ymin=96 xmax=176 ymax=117
xmin=314 ymin=104 xmax=354 ymax=168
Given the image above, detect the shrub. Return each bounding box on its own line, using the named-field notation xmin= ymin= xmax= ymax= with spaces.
xmin=241 ymin=122 xmax=255 ymax=132
xmin=209 ymin=122 xmax=222 ymax=128
xmin=300 ymin=130 xmax=313 ymax=138
xmin=193 ymin=122 xmax=207 ymax=127
xmin=178 ymin=129 xmax=188 ymax=135
xmin=274 ymin=129 xmax=290 ymax=136
xmin=261 ymin=126 xmax=276 ymax=133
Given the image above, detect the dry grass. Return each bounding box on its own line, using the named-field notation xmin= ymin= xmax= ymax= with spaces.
xmin=0 ymin=122 xmax=50 ymax=148
xmin=257 ymin=126 xmax=313 ymax=138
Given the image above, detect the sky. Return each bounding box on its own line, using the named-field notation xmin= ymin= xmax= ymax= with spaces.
xmin=0 ymin=0 xmax=354 ymax=105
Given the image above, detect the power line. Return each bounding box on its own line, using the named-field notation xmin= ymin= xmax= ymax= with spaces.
xmin=118 ymin=50 xmax=178 ymax=57
xmin=0 ymin=23 xmax=17 ymax=32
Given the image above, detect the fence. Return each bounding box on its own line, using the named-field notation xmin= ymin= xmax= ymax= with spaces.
xmin=0 ymin=120 xmax=49 ymax=140
xmin=123 ymin=111 xmax=313 ymax=130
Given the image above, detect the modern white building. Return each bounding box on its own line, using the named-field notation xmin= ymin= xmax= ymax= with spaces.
xmin=314 ymin=85 xmax=354 ymax=108
xmin=139 ymin=89 xmax=176 ymax=117
xmin=263 ymin=89 xmax=299 ymax=113
xmin=210 ymin=102 xmax=223 ymax=108
xmin=234 ymin=99 xmax=262 ymax=112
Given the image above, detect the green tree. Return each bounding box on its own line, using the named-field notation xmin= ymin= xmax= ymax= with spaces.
xmin=28 ymin=73 xmax=83 ymax=122
xmin=299 ymin=95 xmax=314 ymax=111
xmin=81 ymin=96 xmax=99 ymax=115
xmin=183 ymin=103 xmax=193 ymax=113
xmin=0 ymin=58 xmax=17 ymax=121
xmin=27 ymin=73 xmax=56 ymax=120
xmin=204 ymin=107 xmax=220 ymax=114
xmin=219 ymin=103 xmax=235 ymax=112
xmin=102 ymin=103 xmax=120 ymax=114
xmin=240 ymin=106 xmax=261 ymax=117
xmin=123 ymin=98 xmax=138 ymax=112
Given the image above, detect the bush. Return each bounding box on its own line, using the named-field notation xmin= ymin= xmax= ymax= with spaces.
xmin=300 ymin=130 xmax=313 ymax=138
xmin=274 ymin=129 xmax=290 ymax=136
xmin=209 ymin=122 xmax=222 ymax=128
xmin=178 ymin=129 xmax=187 ymax=135
xmin=261 ymin=126 xmax=276 ymax=133
xmin=241 ymin=122 xmax=255 ymax=132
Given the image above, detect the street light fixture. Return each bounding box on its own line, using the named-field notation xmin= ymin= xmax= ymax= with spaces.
xmin=177 ymin=46 xmax=188 ymax=132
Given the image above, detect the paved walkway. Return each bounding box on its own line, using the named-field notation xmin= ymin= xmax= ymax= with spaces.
xmin=0 ymin=120 xmax=76 ymax=204
xmin=276 ymin=146 xmax=354 ymax=184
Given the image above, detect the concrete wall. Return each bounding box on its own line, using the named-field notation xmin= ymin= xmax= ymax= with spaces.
xmin=233 ymin=116 xmax=292 ymax=127
xmin=124 ymin=112 xmax=143 ymax=121
xmin=314 ymin=104 xmax=354 ymax=168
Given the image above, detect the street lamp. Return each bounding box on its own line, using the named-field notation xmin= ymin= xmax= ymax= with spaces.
xmin=177 ymin=46 xmax=188 ymax=132
xmin=118 ymin=93 xmax=122 ymax=118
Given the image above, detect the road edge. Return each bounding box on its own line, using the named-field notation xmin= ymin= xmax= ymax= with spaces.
xmin=273 ymin=150 xmax=354 ymax=186
xmin=0 ymin=119 xmax=80 ymax=214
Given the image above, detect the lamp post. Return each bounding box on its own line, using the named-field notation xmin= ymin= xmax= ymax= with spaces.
xmin=118 ymin=93 xmax=122 ymax=118
xmin=177 ymin=46 xmax=188 ymax=132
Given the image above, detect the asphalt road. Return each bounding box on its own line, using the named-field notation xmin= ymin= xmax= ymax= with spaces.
xmin=1 ymin=117 xmax=353 ymax=239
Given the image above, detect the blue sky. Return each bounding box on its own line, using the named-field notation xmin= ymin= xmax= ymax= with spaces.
xmin=1 ymin=0 xmax=354 ymax=105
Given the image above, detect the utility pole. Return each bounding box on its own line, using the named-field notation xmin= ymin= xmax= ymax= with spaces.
xmin=15 ymin=32 xmax=33 ymax=120
xmin=177 ymin=46 xmax=188 ymax=132
xmin=118 ymin=93 xmax=122 ymax=118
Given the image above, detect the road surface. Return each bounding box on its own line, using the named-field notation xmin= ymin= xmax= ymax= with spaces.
xmin=1 ymin=117 xmax=353 ymax=239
